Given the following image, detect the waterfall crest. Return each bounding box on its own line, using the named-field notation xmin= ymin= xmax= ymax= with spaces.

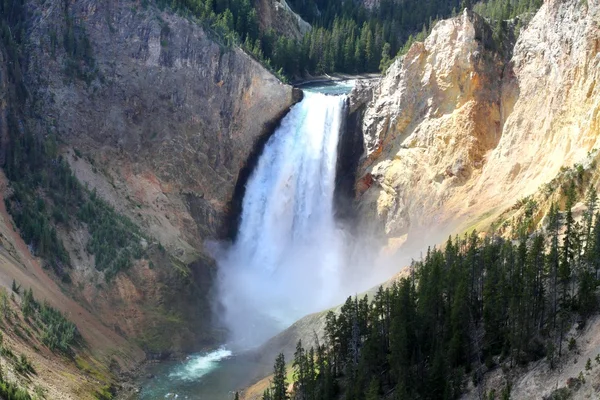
xmin=217 ymin=91 xmax=348 ymax=347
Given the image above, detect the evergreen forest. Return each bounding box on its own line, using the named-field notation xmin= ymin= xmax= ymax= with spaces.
xmin=262 ymin=183 xmax=600 ymax=400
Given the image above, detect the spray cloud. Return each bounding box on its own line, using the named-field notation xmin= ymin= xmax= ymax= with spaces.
xmin=214 ymin=89 xmax=430 ymax=350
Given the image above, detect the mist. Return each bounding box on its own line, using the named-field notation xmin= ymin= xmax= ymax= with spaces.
xmin=213 ymin=89 xmax=452 ymax=351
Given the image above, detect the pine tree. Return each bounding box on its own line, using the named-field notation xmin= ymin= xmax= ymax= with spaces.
xmin=547 ymin=202 xmax=561 ymax=330
xmin=0 ymin=289 xmax=8 ymax=318
xmin=558 ymin=183 xmax=576 ymax=356
xmin=591 ymin=212 xmax=600 ymax=279
xmin=262 ymin=388 xmax=272 ymax=400
xmin=21 ymin=288 xmax=35 ymax=319
xmin=583 ymin=188 xmax=597 ymax=247
xmin=11 ymin=279 xmax=20 ymax=294
xmin=365 ymin=378 xmax=379 ymax=400
xmin=272 ymin=353 xmax=288 ymax=400
xmin=379 ymin=42 xmax=392 ymax=72
xmin=293 ymin=340 xmax=307 ymax=400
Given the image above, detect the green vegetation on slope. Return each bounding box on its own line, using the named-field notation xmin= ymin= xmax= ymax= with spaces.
xmin=4 ymin=135 xmax=75 ymax=280
xmin=283 ymin=0 xmax=543 ymax=75
xmin=60 ymin=0 xmax=98 ymax=83
xmin=3 ymin=127 xmax=145 ymax=281
xmin=0 ymin=378 xmax=31 ymax=400
xmin=0 ymin=284 xmax=84 ymax=400
xmin=16 ymin=285 xmax=81 ymax=354
xmin=0 ymin=0 xmax=27 ymax=101
xmin=282 ymin=0 xmax=450 ymax=75
xmin=474 ymin=0 xmax=542 ymax=24
xmin=153 ymin=0 xmax=443 ymax=77
xmin=78 ymin=189 xmax=144 ymax=281
xmin=474 ymin=0 xmax=542 ymax=50
xmin=2 ymin=0 xmax=146 ymax=282
xmin=264 ymin=181 xmax=600 ymax=400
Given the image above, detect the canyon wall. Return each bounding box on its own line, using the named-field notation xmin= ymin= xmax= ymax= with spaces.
xmin=27 ymin=0 xmax=297 ymax=259
xmin=251 ymin=3 xmax=600 ymax=396
xmin=355 ymin=0 xmax=600 ymax=249
xmin=1 ymin=0 xmax=298 ymax=358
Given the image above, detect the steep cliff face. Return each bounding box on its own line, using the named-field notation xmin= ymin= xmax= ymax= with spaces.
xmin=254 ymin=0 xmax=311 ymax=40
xmin=0 ymin=171 xmax=145 ymax=398
xmin=3 ymin=36 xmax=146 ymax=386
xmin=356 ymin=0 xmax=600 ymax=248
xmin=27 ymin=0 xmax=296 ymax=256
xmin=0 ymin=45 xmax=7 ymax=167
xmin=3 ymin=0 xmax=297 ymax=355
xmin=335 ymin=80 xmax=372 ymax=221
xmin=0 ymin=0 xmax=298 ymax=395
xmin=475 ymin=0 xmax=600 ymax=216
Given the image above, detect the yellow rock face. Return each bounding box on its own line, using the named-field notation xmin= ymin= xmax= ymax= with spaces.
xmin=357 ymin=1 xmax=600 ymax=248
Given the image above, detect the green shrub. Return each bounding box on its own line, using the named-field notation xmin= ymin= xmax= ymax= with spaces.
xmin=95 ymin=384 xmax=115 ymax=400
xmin=4 ymin=130 xmax=145 ymax=281
xmin=33 ymin=385 xmax=45 ymax=399
xmin=0 ymin=380 xmax=32 ymax=400
xmin=21 ymin=288 xmax=35 ymax=320
xmin=78 ymin=190 xmax=144 ymax=279
xmin=11 ymin=280 xmax=20 ymax=295
xmin=39 ymin=300 xmax=80 ymax=353
xmin=548 ymin=387 xmax=571 ymax=400
xmin=15 ymin=354 xmax=35 ymax=375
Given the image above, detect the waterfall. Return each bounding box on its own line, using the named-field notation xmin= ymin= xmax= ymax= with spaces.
xmin=217 ymin=91 xmax=348 ymax=348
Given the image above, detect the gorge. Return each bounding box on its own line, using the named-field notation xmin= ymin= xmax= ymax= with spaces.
xmin=139 ymin=82 xmax=383 ymax=399
xmin=0 ymin=0 xmax=599 ymax=398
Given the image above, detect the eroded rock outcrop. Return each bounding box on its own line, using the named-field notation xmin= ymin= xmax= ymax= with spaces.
xmin=356 ymin=10 xmax=504 ymax=243
xmin=476 ymin=0 xmax=600 ymax=214
xmin=254 ymin=0 xmax=311 ymax=40
xmin=355 ymin=0 xmax=600 ymax=248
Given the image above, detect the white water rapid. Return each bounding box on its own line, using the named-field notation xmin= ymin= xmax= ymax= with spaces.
xmin=217 ymin=91 xmax=348 ymax=348
xmin=168 ymin=348 xmax=233 ymax=382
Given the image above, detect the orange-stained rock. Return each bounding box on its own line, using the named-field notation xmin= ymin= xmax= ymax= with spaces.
xmin=355 ymin=1 xmax=600 ymax=247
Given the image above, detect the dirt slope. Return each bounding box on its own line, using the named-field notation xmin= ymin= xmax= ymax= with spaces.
xmin=0 ymin=172 xmax=144 ymax=398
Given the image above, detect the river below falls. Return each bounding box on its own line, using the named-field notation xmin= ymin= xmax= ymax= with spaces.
xmin=139 ymin=348 xmax=262 ymax=399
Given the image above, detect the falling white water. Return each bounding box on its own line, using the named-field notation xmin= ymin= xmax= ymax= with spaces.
xmin=217 ymin=91 xmax=348 ymax=348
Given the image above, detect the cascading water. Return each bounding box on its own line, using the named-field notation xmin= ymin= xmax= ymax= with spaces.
xmin=140 ymin=85 xmax=363 ymax=400
xmin=217 ymin=90 xmax=348 ymax=348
